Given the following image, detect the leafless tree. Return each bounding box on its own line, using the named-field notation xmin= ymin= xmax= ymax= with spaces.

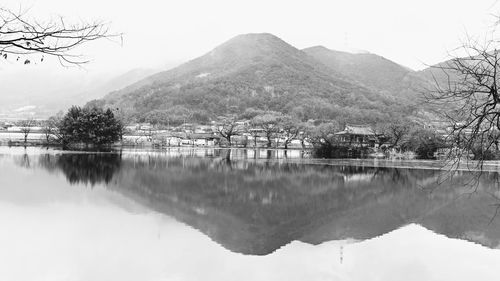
xmin=41 ymin=116 xmax=60 ymax=144
xmin=0 ymin=7 xmax=117 ymax=66
xmin=280 ymin=116 xmax=301 ymax=149
xmin=216 ymin=116 xmax=239 ymax=147
xmin=252 ymin=112 xmax=282 ymax=148
xmin=19 ymin=117 xmax=35 ymax=143
xmin=309 ymin=122 xmax=341 ymax=147
xmin=381 ymin=120 xmax=412 ymax=149
xmin=426 ymin=34 xmax=500 ymax=171
xmin=296 ymin=124 xmax=314 ymax=150
xmin=248 ymin=128 xmax=261 ymax=147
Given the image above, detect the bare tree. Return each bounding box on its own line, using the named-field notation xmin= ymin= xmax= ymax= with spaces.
xmin=295 ymin=123 xmax=314 ymax=150
xmin=19 ymin=118 xmax=35 ymax=143
xmin=309 ymin=122 xmax=341 ymax=147
xmin=381 ymin=120 xmax=412 ymax=150
xmin=215 ymin=116 xmax=239 ymax=147
xmin=426 ymin=35 xmax=500 ymax=169
xmin=280 ymin=116 xmax=301 ymax=149
xmin=41 ymin=116 xmax=60 ymax=144
xmin=41 ymin=122 xmax=53 ymax=144
xmin=248 ymin=128 xmax=261 ymax=147
xmin=0 ymin=7 xmax=117 ymax=66
xmin=252 ymin=112 xmax=282 ymax=148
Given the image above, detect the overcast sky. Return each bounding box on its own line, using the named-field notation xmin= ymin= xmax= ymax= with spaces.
xmin=2 ymin=0 xmax=500 ymax=74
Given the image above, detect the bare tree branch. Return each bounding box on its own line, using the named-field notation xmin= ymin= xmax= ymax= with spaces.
xmin=0 ymin=7 xmax=120 ymax=67
xmin=426 ymin=35 xmax=500 ymax=172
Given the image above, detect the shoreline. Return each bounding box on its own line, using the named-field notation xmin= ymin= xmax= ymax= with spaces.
xmin=1 ymin=145 xmax=500 ymax=173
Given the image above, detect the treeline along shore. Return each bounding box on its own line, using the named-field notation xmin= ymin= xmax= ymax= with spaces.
xmin=0 ymin=104 xmax=456 ymax=160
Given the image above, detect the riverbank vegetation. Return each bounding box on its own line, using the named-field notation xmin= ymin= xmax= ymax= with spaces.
xmin=3 ymin=105 xmax=451 ymax=159
xmin=4 ymin=106 xmax=124 ymax=149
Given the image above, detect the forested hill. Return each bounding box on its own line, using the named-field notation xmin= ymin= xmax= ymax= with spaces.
xmin=302 ymin=46 xmax=430 ymax=101
xmin=96 ymin=33 xmax=434 ymax=124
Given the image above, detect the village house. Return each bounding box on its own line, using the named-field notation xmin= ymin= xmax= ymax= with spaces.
xmin=154 ymin=132 xmax=186 ymax=146
xmin=335 ymin=124 xmax=379 ymax=148
xmin=188 ymin=133 xmax=220 ymax=146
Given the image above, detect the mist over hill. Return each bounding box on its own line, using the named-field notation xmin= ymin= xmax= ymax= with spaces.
xmin=98 ymin=33 xmax=432 ymax=124
xmin=0 ymin=65 xmax=176 ymax=119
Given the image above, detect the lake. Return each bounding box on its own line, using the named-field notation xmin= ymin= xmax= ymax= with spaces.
xmin=1 ymin=146 xmax=500 ymax=281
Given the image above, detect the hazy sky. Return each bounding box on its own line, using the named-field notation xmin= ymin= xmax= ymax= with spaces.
xmin=2 ymin=0 xmax=500 ymax=74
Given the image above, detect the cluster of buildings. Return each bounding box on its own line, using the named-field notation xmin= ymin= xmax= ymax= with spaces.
xmin=122 ymin=122 xmax=385 ymax=149
xmin=123 ymin=123 xmax=220 ymax=147
xmin=0 ymin=117 xmax=453 ymax=151
xmin=123 ymin=121 xmax=308 ymax=148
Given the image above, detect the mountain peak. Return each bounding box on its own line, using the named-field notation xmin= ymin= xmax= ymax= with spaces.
xmin=230 ymin=32 xmax=281 ymax=40
xmin=171 ymin=32 xmax=309 ymax=75
xmin=226 ymin=33 xmax=286 ymax=44
xmin=211 ymin=33 xmax=296 ymax=57
xmin=304 ymin=45 xmax=332 ymax=52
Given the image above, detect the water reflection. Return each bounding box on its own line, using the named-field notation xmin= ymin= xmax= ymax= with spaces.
xmin=13 ymin=148 xmax=500 ymax=255
xmin=37 ymin=153 xmax=122 ymax=186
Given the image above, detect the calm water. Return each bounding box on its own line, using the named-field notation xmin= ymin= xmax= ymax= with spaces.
xmin=1 ymin=147 xmax=500 ymax=281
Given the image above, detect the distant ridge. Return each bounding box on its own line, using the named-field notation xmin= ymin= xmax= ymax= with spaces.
xmin=302 ymin=45 xmax=429 ymax=100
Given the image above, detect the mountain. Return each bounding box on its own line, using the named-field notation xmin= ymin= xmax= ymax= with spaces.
xmin=99 ymin=33 xmax=420 ymax=124
xmin=416 ymin=58 xmax=463 ymax=86
xmin=302 ymin=46 xmax=431 ymax=102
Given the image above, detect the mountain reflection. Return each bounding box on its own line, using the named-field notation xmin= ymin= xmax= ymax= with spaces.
xmin=25 ymin=149 xmax=500 ymax=255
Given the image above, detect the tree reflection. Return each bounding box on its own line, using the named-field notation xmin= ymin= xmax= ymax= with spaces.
xmin=15 ymin=153 xmax=32 ymax=168
xmin=26 ymin=150 xmax=500 ymax=255
xmin=37 ymin=153 xmax=121 ymax=186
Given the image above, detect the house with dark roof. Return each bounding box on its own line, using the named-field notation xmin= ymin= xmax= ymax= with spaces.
xmin=335 ymin=124 xmax=378 ymax=147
